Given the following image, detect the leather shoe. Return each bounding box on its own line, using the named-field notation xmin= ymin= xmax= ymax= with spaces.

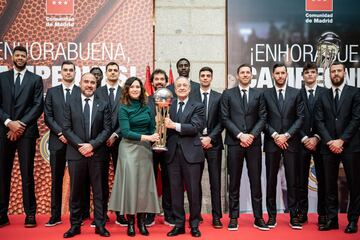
xmin=344 ymin=221 xmax=358 ymax=234
xmin=212 ymin=218 xmax=223 ymax=229
xmin=95 ymin=226 xmax=110 ymax=237
xmin=319 ymin=219 xmax=339 ymax=231
xmin=190 ymin=227 xmax=201 ymax=237
xmin=63 ymin=226 xmax=81 ymax=238
xmin=318 ymin=215 xmax=327 ymax=226
xmin=167 ymin=226 xmax=185 ymax=236
xmin=24 ymin=215 xmax=37 ymax=228
xmin=0 ymin=215 xmax=10 ymax=227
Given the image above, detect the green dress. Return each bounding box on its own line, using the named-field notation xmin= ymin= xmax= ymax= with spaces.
xmin=108 ymin=100 xmax=160 ymax=214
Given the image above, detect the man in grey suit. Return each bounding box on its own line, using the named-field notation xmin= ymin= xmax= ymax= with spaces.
xmin=0 ymin=45 xmax=43 ymax=228
xmin=62 ymin=73 xmax=112 ymax=238
xmin=44 ymin=61 xmax=80 ymax=227
xmin=263 ymin=63 xmax=304 ymax=230
xmin=222 ymin=64 xmax=268 ymax=231
xmin=165 ymin=77 xmax=205 ymax=237
xmin=315 ymin=62 xmax=360 ymax=233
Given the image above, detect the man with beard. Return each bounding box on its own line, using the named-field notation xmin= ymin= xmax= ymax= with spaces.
xmin=263 ymin=63 xmax=304 ymax=230
xmin=63 ymin=73 xmax=112 ymax=238
xmin=167 ymin=58 xmax=200 ymax=98
xmin=94 ymin=62 xmax=127 ymax=227
xmin=44 ymin=61 xmax=80 ymax=227
xmin=145 ymin=69 xmax=174 ymax=227
xmin=315 ymin=62 xmax=360 ymax=233
xmin=0 ymin=46 xmax=44 ymax=228
xmin=296 ymin=62 xmax=327 ymax=226
xmin=90 ymin=67 xmax=104 ymax=89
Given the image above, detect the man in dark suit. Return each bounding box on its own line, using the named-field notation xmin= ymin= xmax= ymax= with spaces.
xmin=296 ymin=62 xmax=327 ymax=226
xmin=164 ymin=77 xmax=205 ymax=237
xmin=62 ymin=73 xmax=112 ymax=238
xmin=315 ymin=62 xmax=360 ymax=233
xmin=263 ymin=63 xmax=304 ymax=230
xmin=0 ymin=46 xmax=43 ymax=228
xmin=44 ymin=61 xmax=80 ymax=227
xmin=146 ymin=69 xmax=174 ymax=227
xmin=167 ymin=58 xmax=200 ymax=97
xmin=192 ymin=67 xmax=224 ymax=229
xmin=221 ymin=64 xmax=268 ymax=231
xmin=94 ymin=62 xmax=127 ymax=227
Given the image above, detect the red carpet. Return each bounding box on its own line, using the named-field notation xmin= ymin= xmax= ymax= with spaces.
xmin=0 ymin=214 xmax=358 ymax=240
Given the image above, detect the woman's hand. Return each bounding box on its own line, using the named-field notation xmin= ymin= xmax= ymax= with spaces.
xmin=141 ymin=133 xmax=160 ymax=142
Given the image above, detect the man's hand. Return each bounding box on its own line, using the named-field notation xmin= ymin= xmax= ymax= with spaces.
xmin=7 ymin=131 xmax=20 ymax=141
xmin=165 ymin=117 xmax=176 ymax=129
xmin=106 ymin=133 xmax=118 ymax=147
xmin=58 ymin=135 xmax=68 ymax=144
xmin=274 ymin=134 xmax=289 ymax=150
xmin=239 ymin=133 xmax=254 ymax=148
xmin=303 ymin=137 xmax=319 ymax=151
xmin=327 ymin=139 xmax=344 ymax=154
xmin=7 ymin=120 xmax=26 ymax=135
xmin=78 ymin=143 xmax=94 ymax=157
xmin=200 ymin=136 xmax=212 ymax=149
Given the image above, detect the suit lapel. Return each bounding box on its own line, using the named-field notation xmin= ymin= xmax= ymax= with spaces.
xmin=181 ymin=100 xmax=193 ymax=123
xmin=114 ymin=87 xmax=121 ymax=111
xmin=327 ymin=89 xmax=337 ymax=116
xmin=91 ymin=98 xmax=99 ymax=127
xmin=170 ymin=99 xmax=177 ymax=121
xmin=235 ymin=87 xmax=246 ymax=114
xmin=301 ymin=88 xmax=310 ymax=112
xmin=337 ymin=85 xmax=348 ymax=114
xmin=270 ymin=88 xmax=282 ymax=115
xmin=15 ymin=70 xmax=30 ymax=100
xmin=57 ymin=85 xmax=66 ymax=106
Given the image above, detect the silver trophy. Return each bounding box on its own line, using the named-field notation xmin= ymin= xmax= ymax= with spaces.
xmin=152 ymin=88 xmax=173 ymax=151
xmin=316 ymin=32 xmax=341 ymax=85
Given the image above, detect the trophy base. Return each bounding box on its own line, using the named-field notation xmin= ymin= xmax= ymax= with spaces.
xmin=152 ymin=146 xmax=168 ymax=152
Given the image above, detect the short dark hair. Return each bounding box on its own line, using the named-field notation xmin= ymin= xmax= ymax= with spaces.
xmin=176 ymin=58 xmax=190 ymax=68
xmin=90 ymin=67 xmax=103 ymax=74
xmin=236 ymin=63 xmax=252 ymax=74
xmin=302 ymin=62 xmax=318 ymax=75
xmin=150 ymin=69 xmax=168 ymax=83
xmin=120 ymin=77 xmax=147 ymax=106
xmin=106 ymin=62 xmax=119 ymax=71
xmin=199 ymin=66 xmax=213 ymax=76
xmin=272 ymin=63 xmax=287 ymax=73
xmin=330 ymin=61 xmax=345 ymax=70
xmin=61 ymin=60 xmax=75 ymax=70
xmin=13 ymin=45 xmax=27 ymax=55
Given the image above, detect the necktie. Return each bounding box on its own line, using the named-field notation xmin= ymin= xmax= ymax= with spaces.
xmin=83 ymin=98 xmax=90 ymax=141
xmin=14 ymin=73 xmax=21 ymax=97
xmin=334 ymin=88 xmax=339 ymax=112
xmin=65 ymin=88 xmax=71 ymax=103
xmin=308 ymin=89 xmax=314 ymax=111
xmin=203 ymin=92 xmax=208 ymax=122
xmin=109 ymin=88 xmax=115 ymax=109
xmin=176 ymin=101 xmax=184 ymax=122
xmin=278 ymin=89 xmax=284 ymax=111
xmin=241 ymin=89 xmax=248 ymax=111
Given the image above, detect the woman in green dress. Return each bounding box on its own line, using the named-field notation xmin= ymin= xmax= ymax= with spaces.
xmin=108 ymin=77 xmax=160 ymax=237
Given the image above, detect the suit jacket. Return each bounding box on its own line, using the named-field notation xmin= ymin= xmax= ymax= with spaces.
xmin=192 ymin=89 xmax=224 ymax=148
xmin=315 ymin=85 xmax=360 ymax=154
xmin=0 ymin=69 xmax=43 ymax=138
xmin=95 ymin=85 xmax=122 ymax=136
xmin=44 ymin=85 xmax=80 ymax=151
xmin=63 ymin=93 xmax=112 ymax=161
xmin=167 ymin=80 xmax=200 ymax=98
xmin=221 ymin=86 xmax=266 ymax=146
xmin=263 ymin=86 xmax=304 ymax=152
xmin=165 ymin=98 xmax=205 ymax=164
xmin=299 ymin=86 xmax=327 ymax=139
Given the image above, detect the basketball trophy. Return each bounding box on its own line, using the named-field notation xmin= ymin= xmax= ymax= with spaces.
xmin=152 ymin=88 xmax=173 ymax=151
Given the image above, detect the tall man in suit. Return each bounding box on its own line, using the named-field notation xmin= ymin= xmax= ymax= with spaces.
xmin=221 ymin=64 xmax=268 ymax=231
xmin=165 ymin=77 xmax=205 ymax=237
xmin=167 ymin=58 xmax=200 ymax=97
xmin=192 ymin=67 xmax=224 ymax=228
xmin=44 ymin=61 xmax=80 ymax=227
xmin=94 ymin=62 xmax=127 ymax=227
xmin=146 ymin=69 xmax=174 ymax=227
xmin=263 ymin=63 xmax=304 ymax=229
xmin=0 ymin=46 xmax=43 ymax=228
xmin=315 ymin=62 xmax=360 ymax=233
xmin=296 ymin=62 xmax=327 ymax=225
xmin=62 ymin=73 xmax=112 ymax=238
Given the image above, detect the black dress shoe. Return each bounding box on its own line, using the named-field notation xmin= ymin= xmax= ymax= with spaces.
xmin=167 ymin=226 xmax=185 ymax=236
xmin=95 ymin=226 xmax=110 ymax=237
xmin=127 ymin=214 xmax=136 ymax=237
xmin=344 ymin=221 xmax=358 ymax=234
xmin=297 ymin=213 xmax=308 ymax=224
xmin=0 ymin=215 xmax=10 ymax=227
xmin=212 ymin=218 xmax=223 ymax=229
xmin=190 ymin=227 xmax=201 ymax=237
xmin=266 ymin=216 xmax=277 ymax=229
xmin=289 ymin=217 xmax=302 ymax=230
xmin=63 ymin=226 xmax=81 ymax=238
xmin=254 ymin=218 xmax=269 ymax=231
xmin=24 ymin=215 xmax=37 ymax=228
xmin=137 ymin=213 xmax=149 ymax=236
xmin=45 ymin=216 xmax=62 ymax=227
xmin=318 ymin=215 xmax=327 ymax=226
xmin=227 ymin=218 xmax=238 ymax=231
xmin=319 ymin=219 xmax=339 ymax=231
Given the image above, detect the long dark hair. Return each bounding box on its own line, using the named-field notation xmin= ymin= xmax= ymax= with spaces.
xmin=120 ymin=77 xmax=147 ymax=106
